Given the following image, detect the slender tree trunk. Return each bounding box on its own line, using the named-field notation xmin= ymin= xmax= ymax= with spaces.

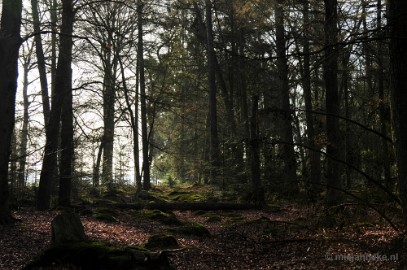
xmin=18 ymin=51 xmax=31 ymax=197
xmin=102 ymin=64 xmax=115 ymax=185
xmin=388 ymin=0 xmax=407 ymax=227
xmin=37 ymin=0 xmax=74 ymax=210
xmin=138 ymin=0 xmax=151 ymax=190
xmin=205 ymin=0 xmax=220 ymax=184
xmin=58 ymin=0 xmax=74 ymax=207
xmin=50 ymin=0 xmax=58 ymax=96
xmin=376 ymin=0 xmax=391 ymax=189
xmin=324 ymin=0 xmax=343 ymax=205
xmin=301 ymin=0 xmax=321 ymax=195
xmin=93 ymin=141 xmax=103 ymax=187
xmin=250 ymin=96 xmax=263 ymax=205
xmin=119 ymin=56 xmax=141 ymax=195
xmin=0 ymin=0 xmax=23 ymax=223
xmin=31 ymin=0 xmax=51 ymax=124
xmin=275 ymin=0 xmax=298 ymax=194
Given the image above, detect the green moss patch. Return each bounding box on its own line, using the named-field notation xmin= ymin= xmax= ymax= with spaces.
xmin=93 ymin=207 xmax=119 ymax=223
xmin=145 ymin=235 xmax=179 ymax=250
xmin=23 ymin=241 xmax=173 ymax=270
xmin=140 ymin=209 xmax=183 ymax=225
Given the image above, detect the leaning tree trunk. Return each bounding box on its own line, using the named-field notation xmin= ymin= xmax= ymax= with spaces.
xmin=0 ymin=0 xmax=23 ymax=223
xmin=389 ymin=0 xmax=407 ymax=227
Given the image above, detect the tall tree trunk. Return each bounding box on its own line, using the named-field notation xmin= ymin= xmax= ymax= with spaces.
xmin=58 ymin=0 xmax=74 ymax=207
xmin=138 ymin=0 xmax=151 ymax=190
xmin=37 ymin=0 xmax=74 ymax=210
xmin=324 ymin=0 xmax=343 ymax=205
xmin=102 ymin=64 xmax=115 ymax=185
xmin=302 ymin=0 xmax=321 ymax=195
xmin=377 ymin=0 xmax=391 ymax=189
xmin=275 ymin=0 xmax=298 ymax=194
xmin=119 ymin=55 xmax=141 ymax=195
xmin=250 ymin=96 xmax=263 ymax=205
xmin=31 ymin=0 xmax=51 ymax=124
xmin=93 ymin=141 xmax=103 ymax=187
xmin=50 ymin=0 xmax=58 ymax=96
xmin=205 ymin=0 xmax=220 ymax=184
xmin=18 ymin=48 xmax=32 ymax=197
xmin=388 ymin=0 xmax=407 ymax=227
xmin=0 ymin=0 xmax=23 ymax=223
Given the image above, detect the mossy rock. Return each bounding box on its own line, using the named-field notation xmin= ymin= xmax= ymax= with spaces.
xmin=145 ymin=235 xmax=179 ymax=250
xmin=168 ymin=222 xmax=210 ymax=237
xmin=23 ymin=241 xmax=174 ymax=270
xmin=141 ymin=210 xmax=183 ymax=225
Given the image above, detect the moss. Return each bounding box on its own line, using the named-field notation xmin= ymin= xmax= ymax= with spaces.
xmin=23 ymin=241 xmax=172 ymax=270
xmin=167 ymin=190 xmax=206 ymax=202
xmin=141 ymin=209 xmax=183 ymax=225
xmin=145 ymin=235 xmax=179 ymax=250
xmin=168 ymin=222 xmax=210 ymax=237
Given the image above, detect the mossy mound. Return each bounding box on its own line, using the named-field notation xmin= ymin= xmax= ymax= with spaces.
xmin=168 ymin=191 xmax=205 ymax=202
xmin=93 ymin=207 xmax=119 ymax=223
xmin=145 ymin=235 xmax=179 ymax=250
xmin=141 ymin=210 xmax=183 ymax=225
xmin=23 ymin=241 xmax=174 ymax=270
xmin=206 ymin=215 xmax=222 ymax=223
xmin=168 ymin=222 xmax=210 ymax=237
xmin=192 ymin=210 xmax=207 ymax=216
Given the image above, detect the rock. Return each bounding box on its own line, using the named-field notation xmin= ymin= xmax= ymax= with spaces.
xmin=51 ymin=211 xmax=87 ymax=244
xmin=145 ymin=235 xmax=179 ymax=250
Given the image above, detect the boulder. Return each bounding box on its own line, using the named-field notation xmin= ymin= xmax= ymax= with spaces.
xmin=51 ymin=211 xmax=87 ymax=244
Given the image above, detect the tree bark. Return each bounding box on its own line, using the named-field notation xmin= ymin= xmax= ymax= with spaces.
xmin=324 ymin=0 xmax=343 ymax=205
xmin=388 ymin=0 xmax=407 ymax=227
xmin=0 ymin=0 xmax=23 ymax=223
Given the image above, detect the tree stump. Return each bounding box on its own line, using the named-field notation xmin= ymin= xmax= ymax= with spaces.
xmin=51 ymin=212 xmax=87 ymax=244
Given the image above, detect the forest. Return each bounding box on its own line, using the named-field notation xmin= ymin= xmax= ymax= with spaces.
xmin=1 ymin=0 xmax=407 ymax=269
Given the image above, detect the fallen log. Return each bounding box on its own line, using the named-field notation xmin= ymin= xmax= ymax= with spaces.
xmin=95 ymin=202 xmax=263 ymax=211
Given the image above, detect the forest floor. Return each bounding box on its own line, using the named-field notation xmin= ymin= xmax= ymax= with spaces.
xmin=0 ymin=187 xmax=403 ymax=269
